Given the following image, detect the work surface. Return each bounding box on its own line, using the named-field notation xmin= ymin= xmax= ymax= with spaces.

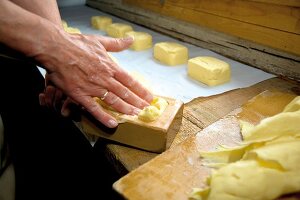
xmin=103 ymin=77 xmax=300 ymax=176
xmin=113 ymin=80 xmax=300 ymax=200
xmin=56 ymin=7 xmax=300 ymax=196
xmin=58 ymin=5 xmax=299 ymax=174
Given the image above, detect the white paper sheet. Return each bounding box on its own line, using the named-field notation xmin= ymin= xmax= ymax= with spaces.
xmin=57 ymin=5 xmax=275 ymax=103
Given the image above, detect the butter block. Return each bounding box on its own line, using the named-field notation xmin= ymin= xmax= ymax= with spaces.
xmin=64 ymin=26 xmax=81 ymax=34
xmin=106 ymin=23 xmax=133 ymax=38
xmin=124 ymin=31 xmax=152 ymax=51
xmin=188 ymin=56 xmax=231 ymax=86
xmin=138 ymin=97 xmax=169 ymax=122
xmin=81 ymin=96 xmax=183 ymax=153
xmin=153 ymin=42 xmax=188 ymax=66
xmin=91 ymin=16 xmax=112 ymax=31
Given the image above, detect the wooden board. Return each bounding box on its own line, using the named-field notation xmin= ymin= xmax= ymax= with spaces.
xmin=122 ymin=0 xmax=300 ymax=55
xmin=113 ymin=90 xmax=299 ymax=199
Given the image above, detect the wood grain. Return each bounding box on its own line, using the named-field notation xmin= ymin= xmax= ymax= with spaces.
xmin=249 ymin=0 xmax=300 ymax=7
xmin=123 ymin=0 xmax=300 ymax=55
xmin=128 ymin=0 xmax=300 ymax=34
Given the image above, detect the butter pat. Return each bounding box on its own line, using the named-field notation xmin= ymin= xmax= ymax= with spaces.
xmin=124 ymin=31 xmax=152 ymax=51
xmin=64 ymin=26 xmax=81 ymax=34
xmin=106 ymin=23 xmax=133 ymax=38
xmin=91 ymin=16 xmax=112 ymax=31
xmin=154 ymin=42 xmax=188 ymax=66
xmin=188 ymin=56 xmax=231 ymax=86
xmin=138 ymin=97 xmax=169 ymax=122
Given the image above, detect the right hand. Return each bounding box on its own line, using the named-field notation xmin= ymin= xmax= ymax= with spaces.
xmin=34 ymin=29 xmax=153 ymax=128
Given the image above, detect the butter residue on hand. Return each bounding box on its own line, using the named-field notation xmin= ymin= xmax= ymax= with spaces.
xmin=191 ymin=96 xmax=300 ymax=200
xmin=138 ymin=97 xmax=168 ymax=122
xmin=61 ymin=19 xmax=81 ymax=34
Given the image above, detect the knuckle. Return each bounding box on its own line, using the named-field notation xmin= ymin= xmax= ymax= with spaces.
xmin=87 ymin=102 xmax=99 ymax=114
xmin=107 ymin=95 xmax=119 ymax=106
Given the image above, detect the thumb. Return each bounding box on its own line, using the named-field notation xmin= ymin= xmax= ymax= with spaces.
xmin=98 ymin=36 xmax=134 ymax=52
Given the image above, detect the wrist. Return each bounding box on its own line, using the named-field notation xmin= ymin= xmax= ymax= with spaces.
xmin=28 ymin=20 xmax=68 ymax=72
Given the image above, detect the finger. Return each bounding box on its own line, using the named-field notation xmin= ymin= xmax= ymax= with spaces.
xmin=39 ymin=93 xmax=46 ymax=106
xmin=45 ymin=86 xmax=56 ymax=108
xmin=101 ymin=91 xmax=140 ymax=115
xmin=45 ymin=74 xmax=52 ymax=86
xmin=53 ymin=88 xmax=64 ymax=110
xmin=105 ymin=78 xmax=149 ymax=109
xmin=80 ymin=96 xmax=118 ymax=128
xmin=114 ymin=70 xmax=153 ymax=103
xmin=61 ymin=98 xmax=73 ymax=117
xmin=97 ymin=36 xmax=134 ymax=52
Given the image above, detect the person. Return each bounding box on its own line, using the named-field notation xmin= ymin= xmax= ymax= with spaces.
xmin=0 ymin=0 xmax=153 ymax=199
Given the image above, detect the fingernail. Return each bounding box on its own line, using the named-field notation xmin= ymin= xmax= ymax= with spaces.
xmin=146 ymin=94 xmax=154 ymax=103
xmin=61 ymin=108 xmax=70 ymax=117
xmin=124 ymin=36 xmax=134 ymax=42
xmin=108 ymin=119 xmax=118 ymax=128
xmin=133 ymin=108 xmax=141 ymax=115
xmin=39 ymin=97 xmax=44 ymax=106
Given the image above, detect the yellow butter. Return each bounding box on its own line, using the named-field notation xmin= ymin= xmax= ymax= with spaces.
xmin=138 ymin=97 xmax=168 ymax=122
xmin=153 ymin=42 xmax=188 ymax=66
xmin=283 ymin=96 xmax=300 ymax=112
xmin=206 ymin=160 xmax=298 ymax=200
xmin=64 ymin=26 xmax=81 ymax=34
xmin=243 ymin=110 xmax=300 ymax=143
xmin=191 ymin=96 xmax=300 ymax=200
xmin=61 ymin=20 xmax=68 ymax=28
xmin=91 ymin=16 xmax=112 ymax=31
xmin=239 ymin=120 xmax=255 ymax=139
xmin=124 ymin=31 xmax=152 ymax=51
xmin=187 ymin=56 xmax=231 ymax=86
xmin=106 ymin=23 xmax=133 ymax=38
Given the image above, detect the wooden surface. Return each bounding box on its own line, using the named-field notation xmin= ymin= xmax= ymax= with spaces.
xmin=87 ymin=0 xmax=300 ymax=81
xmin=249 ymin=0 xmax=300 ymax=7
xmin=113 ymin=82 xmax=300 ymax=200
xmin=123 ymin=0 xmax=300 ymax=55
xmin=98 ymin=77 xmax=300 ymax=176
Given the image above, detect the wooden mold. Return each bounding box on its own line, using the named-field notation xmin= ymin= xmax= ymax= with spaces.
xmin=81 ymin=96 xmax=184 ymax=153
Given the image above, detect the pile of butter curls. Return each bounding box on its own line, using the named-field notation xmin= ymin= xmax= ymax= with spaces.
xmin=190 ymin=96 xmax=300 ymax=200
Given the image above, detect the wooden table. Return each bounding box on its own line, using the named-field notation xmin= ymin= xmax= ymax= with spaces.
xmin=95 ymin=77 xmax=299 ymax=176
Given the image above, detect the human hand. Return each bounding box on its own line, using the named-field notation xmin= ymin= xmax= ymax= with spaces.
xmin=35 ymin=31 xmax=153 ymax=128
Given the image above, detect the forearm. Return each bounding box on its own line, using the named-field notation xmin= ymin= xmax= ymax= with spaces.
xmin=10 ymin=0 xmax=62 ymax=27
xmin=0 ymin=0 xmax=62 ymax=71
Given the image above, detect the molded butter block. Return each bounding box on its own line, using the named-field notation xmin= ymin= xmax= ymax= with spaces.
xmin=188 ymin=56 xmax=231 ymax=86
xmin=124 ymin=31 xmax=152 ymax=51
xmin=153 ymin=42 xmax=188 ymax=66
xmin=64 ymin=26 xmax=81 ymax=34
xmin=91 ymin=16 xmax=112 ymax=31
xmin=106 ymin=23 xmax=133 ymax=38
xmin=81 ymin=96 xmax=183 ymax=153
